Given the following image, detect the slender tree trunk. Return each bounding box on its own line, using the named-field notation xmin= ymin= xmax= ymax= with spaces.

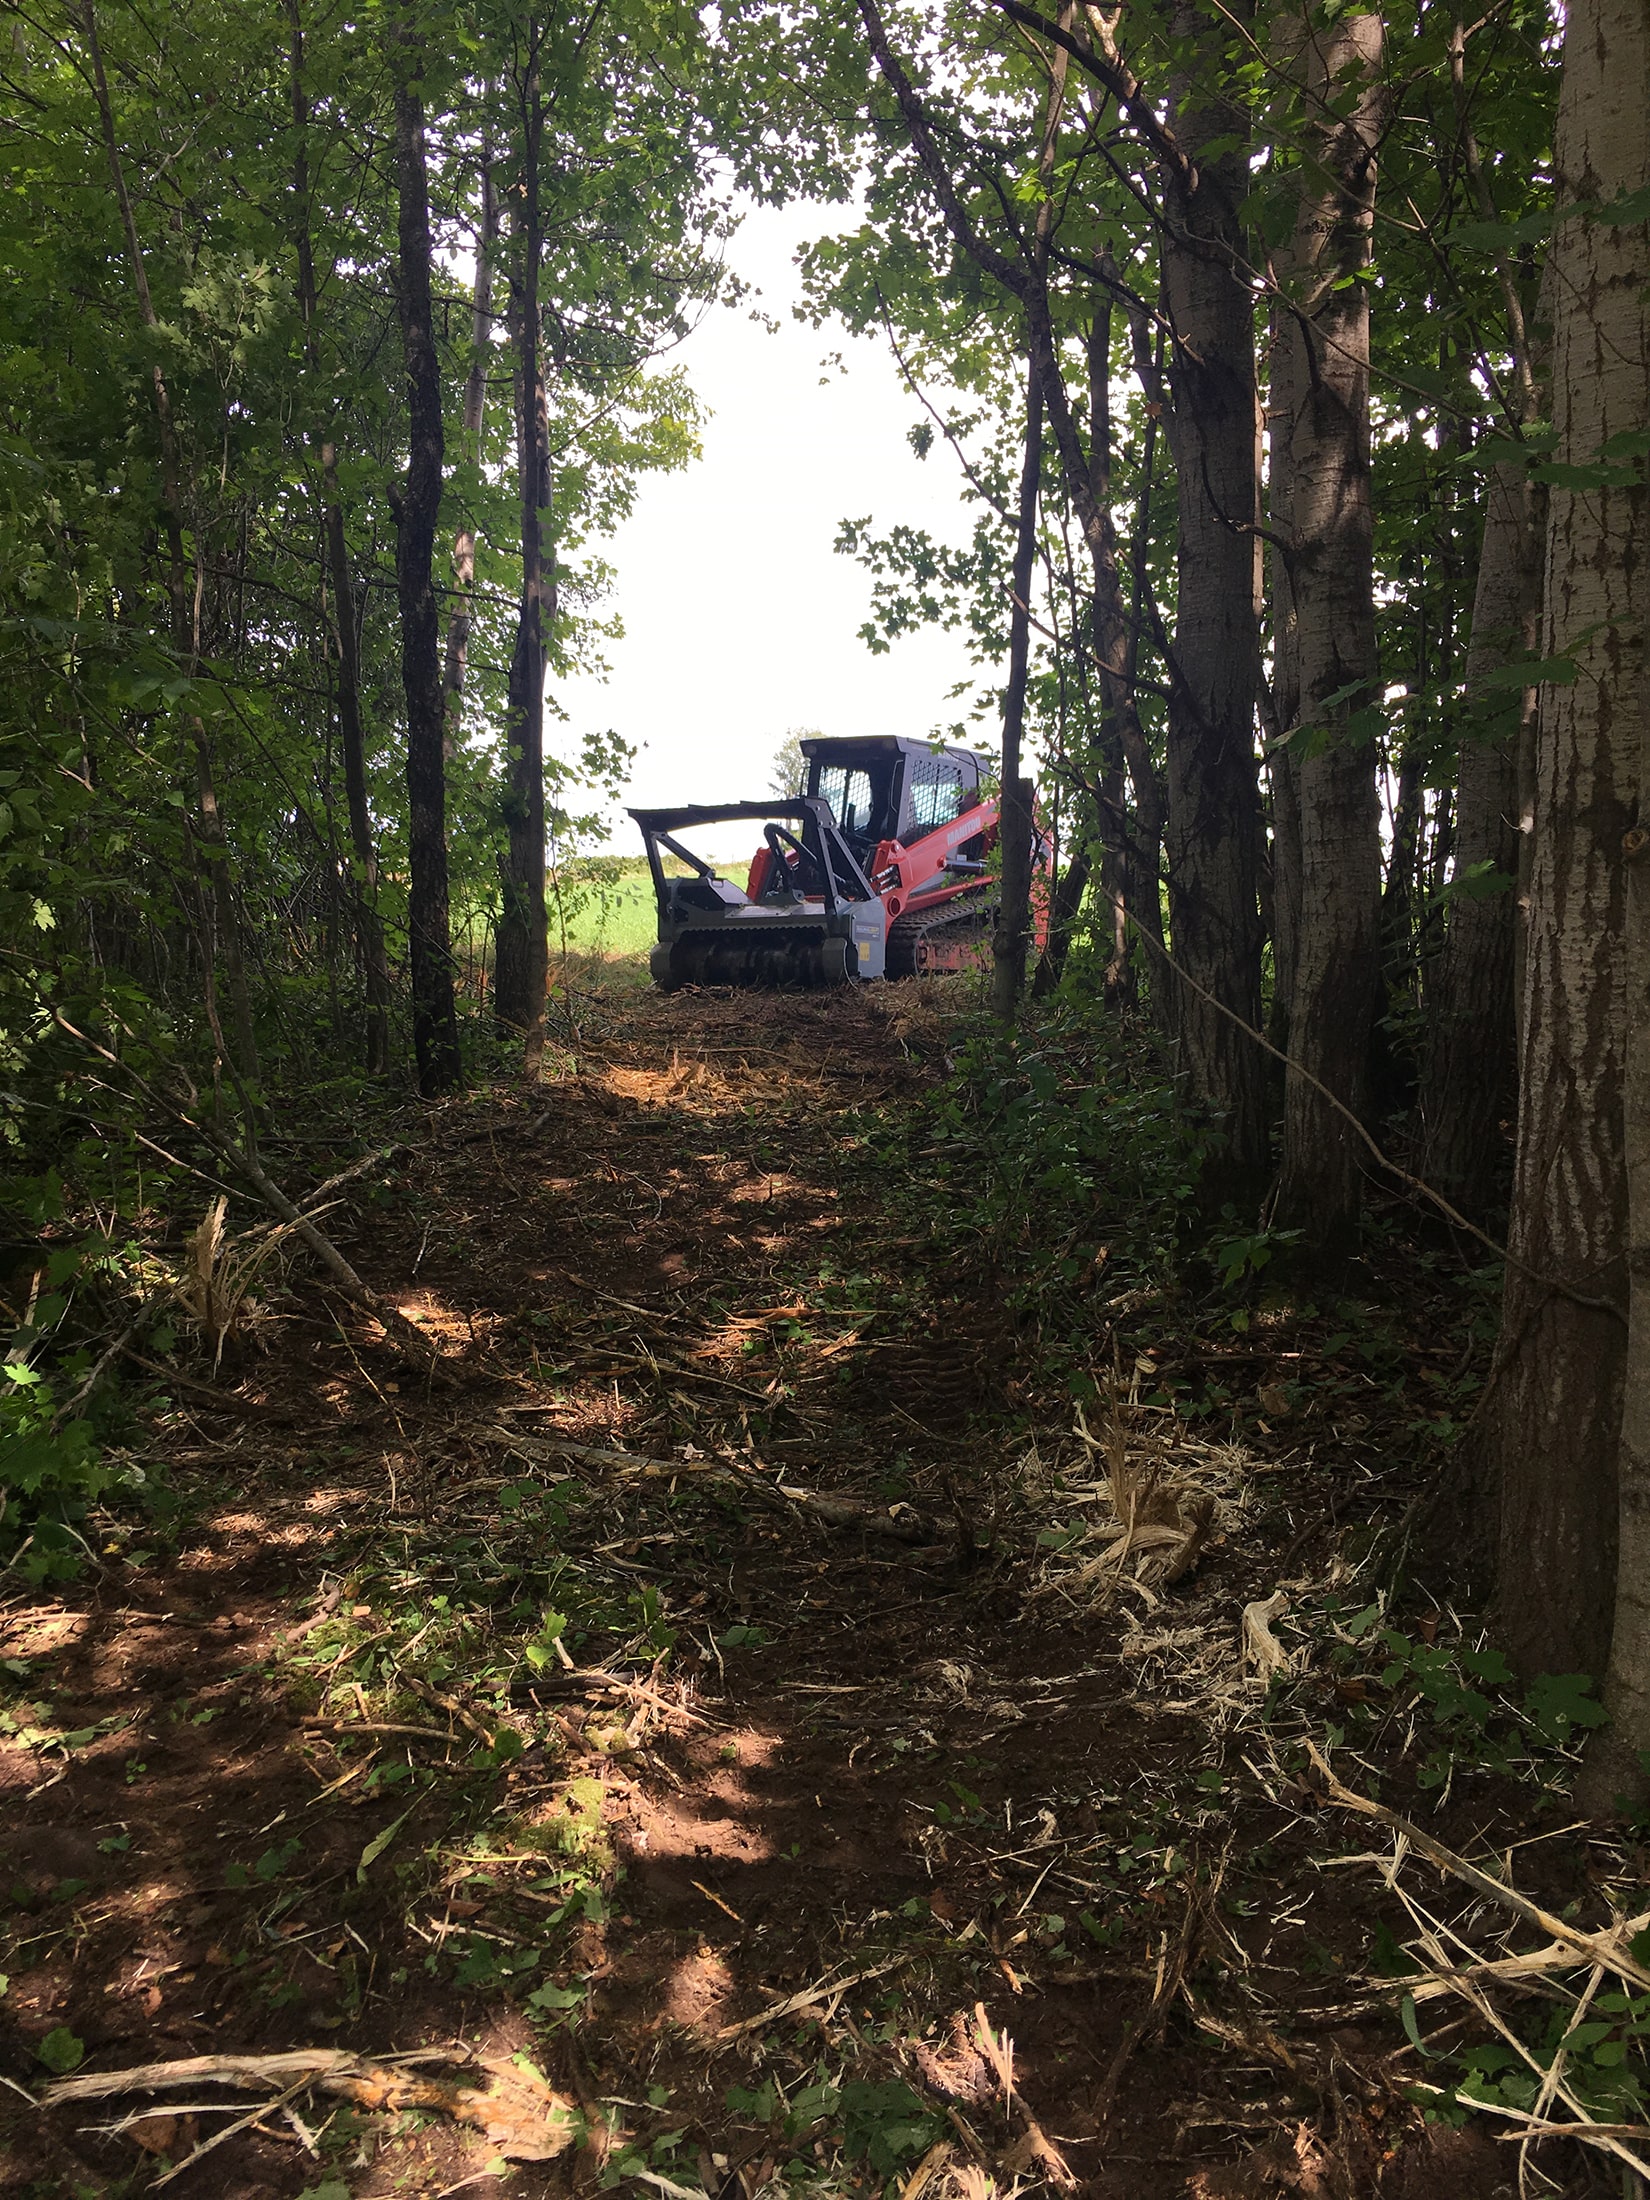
xmin=1417 ymin=458 xmax=1540 ymax=1210
xmin=1483 ymin=0 xmax=1647 ymax=1801
xmin=493 ymin=39 xmax=552 ymax=1072
xmin=289 ymin=0 xmax=389 ymax=1076
xmin=326 ymin=499 xmax=391 ymax=1075
xmin=391 ymin=43 xmax=462 ymax=1097
xmin=1266 ymin=321 xmax=1302 ymax=1067
xmin=1158 ymin=0 xmax=1267 ymax=1179
xmin=1068 ymin=301 xmax=1168 ymax=1002
xmin=994 ymin=12 xmax=1069 ymax=1019
xmin=994 ymin=359 xmax=1042 ymax=1020
xmin=1269 ymin=4 xmax=1386 ymax=1257
xmin=82 ymin=0 xmax=260 ymax=1093
xmin=443 ymin=141 xmax=497 ymax=748
xmin=1367 ymin=738 xmax=1424 ymax=1115
xmin=855 ymin=0 xmax=1169 ymax=1010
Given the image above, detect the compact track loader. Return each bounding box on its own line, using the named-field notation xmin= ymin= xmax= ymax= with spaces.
xmin=631 ymin=734 xmax=1048 ymax=990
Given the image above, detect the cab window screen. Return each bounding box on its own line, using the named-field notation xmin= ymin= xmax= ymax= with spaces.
xmin=813 ymin=764 xmax=875 ymax=837
xmin=908 ymin=760 xmax=963 ymax=835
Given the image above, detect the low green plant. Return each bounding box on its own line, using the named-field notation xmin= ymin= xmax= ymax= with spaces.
xmin=1407 ymin=1964 xmax=1650 ymax=2132
xmin=1321 ymin=1600 xmax=1608 ymax=1791
xmin=0 ymin=1364 xmax=105 ymax=1581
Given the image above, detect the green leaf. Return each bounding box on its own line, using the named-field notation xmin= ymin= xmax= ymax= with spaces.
xmin=36 ymin=2026 xmax=84 ymax=2074
xmin=526 ymin=1980 xmax=586 ymax=2013
xmin=1400 ymin=1996 xmax=1438 ymax=2059
xmin=1533 ymin=461 xmax=1642 ymax=490
xmin=1595 ymin=185 xmax=1650 ymax=227
xmin=1476 ymin=655 xmax=1578 ymax=690
xmin=357 ymin=1803 xmax=416 ymax=1883
xmin=254 ymin=1838 xmax=301 ymax=1881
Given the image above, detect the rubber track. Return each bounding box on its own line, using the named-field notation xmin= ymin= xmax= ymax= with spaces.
xmin=885 ymin=883 xmax=998 ymax=979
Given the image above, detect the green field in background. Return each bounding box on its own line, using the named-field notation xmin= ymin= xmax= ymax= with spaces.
xmin=551 ymin=848 xmax=758 ymax=958
xmin=550 ymin=872 xmax=657 ymax=957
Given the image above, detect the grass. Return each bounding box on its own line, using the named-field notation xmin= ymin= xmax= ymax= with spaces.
xmin=549 ymin=844 xmax=763 ymax=960
xmin=550 ymin=872 xmax=659 ymax=958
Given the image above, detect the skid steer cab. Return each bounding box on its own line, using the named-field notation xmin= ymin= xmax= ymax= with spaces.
xmin=630 ymin=734 xmax=1050 ymax=990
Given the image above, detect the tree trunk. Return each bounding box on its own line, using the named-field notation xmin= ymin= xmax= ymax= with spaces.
xmin=994 ymin=15 xmax=1069 ymax=1020
xmin=994 ymin=356 xmax=1041 ymax=1021
xmin=1266 ymin=350 xmax=1302 ymax=1067
xmin=1490 ymin=0 xmax=1647 ymax=1803
xmin=1158 ymin=0 xmax=1267 ymax=1179
xmin=1366 ymin=737 xmax=1424 ymax=1116
xmin=391 ymin=46 xmax=462 ymax=1097
xmin=1064 ymin=300 xmax=1167 ymax=1004
xmin=289 ymin=0 xmax=390 ymax=1076
xmin=326 ymin=496 xmax=392 ymax=1076
xmin=443 ymin=142 xmax=497 ymax=748
xmin=82 ymin=0 xmax=260 ymax=1094
xmin=854 ymin=0 xmax=1169 ymax=1013
xmin=1269 ymin=4 xmax=1386 ymax=1258
xmin=493 ymin=40 xmax=552 ymax=1072
xmin=1417 ymin=458 xmax=1539 ymax=1210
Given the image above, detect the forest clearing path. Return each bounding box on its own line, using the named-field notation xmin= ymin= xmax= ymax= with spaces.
xmin=2 ymin=983 xmax=1520 ymax=2199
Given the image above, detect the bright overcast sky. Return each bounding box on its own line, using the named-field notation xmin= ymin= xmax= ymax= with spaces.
xmin=552 ymin=199 xmax=993 ymax=845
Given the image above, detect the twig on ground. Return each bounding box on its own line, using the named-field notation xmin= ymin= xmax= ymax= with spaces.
xmin=1306 ymin=1743 xmax=1650 ymax=1990
xmin=716 ymin=1955 xmax=910 ymax=2041
xmin=150 ymin=2076 xmax=309 ymax=2188
xmin=301 ymin=1720 xmax=467 ymax=1746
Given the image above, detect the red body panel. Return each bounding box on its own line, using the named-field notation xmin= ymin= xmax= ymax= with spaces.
xmin=741 ymin=793 xmax=1051 ymax=966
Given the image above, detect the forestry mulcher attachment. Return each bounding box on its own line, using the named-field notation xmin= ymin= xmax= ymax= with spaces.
xmin=632 ymin=734 xmax=1049 ymax=990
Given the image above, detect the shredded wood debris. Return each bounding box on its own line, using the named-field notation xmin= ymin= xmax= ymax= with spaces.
xmin=39 ymin=2045 xmax=579 ymax=2164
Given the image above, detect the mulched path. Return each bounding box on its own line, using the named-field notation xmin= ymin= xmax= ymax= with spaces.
xmin=0 ymin=982 xmax=1547 ymax=2197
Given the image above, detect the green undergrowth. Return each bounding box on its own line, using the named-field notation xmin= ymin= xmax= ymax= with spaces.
xmin=891 ymin=990 xmax=1204 ymax=1303
xmin=851 ymin=984 xmax=1504 ymax=1471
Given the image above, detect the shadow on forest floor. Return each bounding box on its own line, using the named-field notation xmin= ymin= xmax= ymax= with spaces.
xmin=0 ymin=976 xmax=1620 ymax=2199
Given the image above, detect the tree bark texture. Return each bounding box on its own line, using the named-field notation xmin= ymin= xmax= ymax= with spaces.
xmin=1417 ymin=458 xmax=1540 ymax=1211
xmin=1062 ymin=299 xmax=1168 ymax=1003
xmin=1481 ymin=0 xmax=1647 ymax=1788
xmin=326 ymin=496 xmax=392 ymax=1076
xmin=994 ymin=355 xmax=1042 ymax=1021
xmin=1159 ymin=0 xmax=1267 ymax=1176
xmin=994 ymin=10 xmax=1069 ymax=1020
xmin=1269 ymin=4 xmax=1386 ymax=1255
xmin=493 ymin=47 xmax=552 ymax=1071
xmin=289 ymin=0 xmax=390 ymax=1076
xmin=392 ymin=59 xmax=462 ymax=1097
xmin=442 ymin=145 xmax=496 ymax=748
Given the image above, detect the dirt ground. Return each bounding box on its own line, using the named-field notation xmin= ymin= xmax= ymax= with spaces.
xmin=0 ymin=982 xmax=1612 ymax=2197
